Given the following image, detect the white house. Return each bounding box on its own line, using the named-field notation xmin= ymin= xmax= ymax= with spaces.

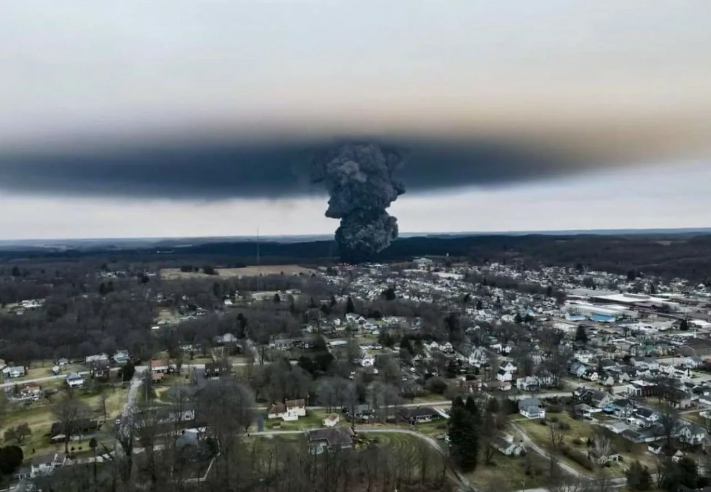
xmin=66 ymin=373 xmax=84 ymax=388
xmin=496 ymin=369 xmax=513 ymax=382
xmin=500 ymin=361 xmax=517 ymax=373
xmin=267 ymin=399 xmax=307 ymax=421
xmin=468 ymin=347 xmax=488 ymax=367
xmin=322 ymin=414 xmax=340 ymax=427
xmin=85 ymin=353 xmax=109 ymax=365
xmin=678 ymin=423 xmax=707 ymax=446
xmin=492 ymin=434 xmax=525 ymax=456
xmin=6 ymin=366 xmax=26 ymax=378
xmin=31 ymin=453 xmax=66 ymax=478
xmin=519 ymin=398 xmax=546 ymax=419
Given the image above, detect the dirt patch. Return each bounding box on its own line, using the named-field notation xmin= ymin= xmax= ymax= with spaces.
xmin=160 ymin=265 xmax=319 ymax=280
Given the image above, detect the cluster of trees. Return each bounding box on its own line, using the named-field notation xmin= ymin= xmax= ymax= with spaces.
xmin=38 ymin=370 xmax=450 ymax=492
xmin=448 ymin=396 xmax=510 ymax=473
xmin=3 ymin=422 xmax=31 ymax=444
xmin=0 ymin=445 xmax=23 ymax=478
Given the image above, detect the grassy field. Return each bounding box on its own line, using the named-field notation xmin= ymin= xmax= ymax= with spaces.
xmin=517 ymin=413 xmax=653 ymax=477
xmin=468 ymin=449 xmax=552 ymax=492
xmin=160 ymin=265 xmax=318 ymax=280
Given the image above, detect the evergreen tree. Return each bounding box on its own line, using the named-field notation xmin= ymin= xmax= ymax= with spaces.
xmin=346 ymin=297 xmax=355 ymax=314
xmin=514 ymin=312 xmax=523 ymax=324
xmin=448 ymin=396 xmax=480 ymax=472
xmin=680 ymin=319 xmax=689 ymax=331
xmin=575 ymin=325 xmax=588 ymax=344
xmin=475 ymin=299 xmax=483 ymax=310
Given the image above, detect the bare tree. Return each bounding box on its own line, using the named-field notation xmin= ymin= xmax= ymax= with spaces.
xmin=53 ymin=391 xmax=91 ymax=454
xmin=548 ymin=477 xmax=592 ymax=492
xmin=195 ymin=376 xmax=254 ymax=458
xmin=590 ymin=428 xmax=611 ymax=464
xmin=549 ymin=421 xmax=568 ymax=449
xmin=657 ymin=403 xmax=680 ymax=449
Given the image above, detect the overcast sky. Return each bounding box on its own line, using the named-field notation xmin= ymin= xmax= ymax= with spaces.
xmin=1 ymin=0 xmax=710 ymax=239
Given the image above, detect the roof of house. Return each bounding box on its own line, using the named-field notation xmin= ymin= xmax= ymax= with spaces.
xmin=268 ymin=403 xmax=286 ymax=415
xmin=286 ymin=399 xmax=306 ymax=409
xmin=150 ymin=359 xmax=168 ymax=368
xmin=31 ymin=452 xmax=63 ymax=466
xmin=635 ymin=407 xmax=656 ymax=418
xmin=306 ymin=427 xmax=354 ymax=446
xmin=399 ymin=407 xmax=438 ymax=419
xmin=518 ymin=398 xmax=541 ymax=410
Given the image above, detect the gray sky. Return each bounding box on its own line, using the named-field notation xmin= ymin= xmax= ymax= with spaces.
xmin=1 ymin=0 xmax=710 ymax=239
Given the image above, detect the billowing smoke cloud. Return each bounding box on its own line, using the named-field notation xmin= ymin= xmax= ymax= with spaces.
xmin=311 ymin=142 xmax=406 ymax=261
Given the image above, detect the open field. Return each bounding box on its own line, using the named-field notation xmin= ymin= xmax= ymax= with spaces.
xmin=517 ymin=413 xmax=655 ymax=477
xmin=467 ymin=449 xmax=551 ymax=492
xmin=160 ymin=265 xmax=319 ymax=280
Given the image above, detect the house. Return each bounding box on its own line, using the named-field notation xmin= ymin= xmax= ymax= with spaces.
xmin=569 ymin=362 xmax=587 ymax=378
xmin=113 ymin=350 xmax=130 ymax=365
xmin=496 ymin=369 xmax=513 ymax=382
xmin=322 ymin=414 xmax=340 ymax=427
xmin=582 ymin=370 xmax=599 ymax=382
xmin=6 ymin=366 xmax=26 ymax=378
xmin=30 ymin=452 xmax=66 ymax=478
xmin=56 ymin=358 xmax=69 ymax=367
xmin=519 ymin=398 xmax=545 ymax=419
xmin=468 ymin=347 xmax=488 ymax=367
xmin=492 ymin=434 xmax=524 ymax=456
xmin=517 ymin=376 xmax=541 ymax=392
xmin=85 ymin=354 xmax=109 ymax=365
xmin=267 ymin=399 xmax=306 ymax=421
xmin=399 ymin=406 xmax=439 ymax=424
xmin=587 ymin=448 xmax=621 ymax=465
xmin=635 ymin=407 xmax=660 ymax=423
xmin=678 ymin=422 xmax=707 ymax=446
xmin=149 ymin=359 xmax=169 ymax=373
xmin=484 ymin=380 xmax=511 ymax=392
xmin=305 ymin=427 xmax=354 ymax=454
xmin=500 ymin=361 xmax=517 ymax=373
xmin=66 ymin=373 xmax=84 ymax=388
xmin=610 ymin=398 xmax=635 ymax=418
xmin=90 ymin=361 xmax=111 ymax=381
xmin=49 ymin=419 xmax=100 ymax=443
xmin=588 ymin=390 xmax=614 ymax=409
xmin=21 ymin=382 xmax=41 ymax=396
xmin=681 ymin=356 xmax=703 ymax=369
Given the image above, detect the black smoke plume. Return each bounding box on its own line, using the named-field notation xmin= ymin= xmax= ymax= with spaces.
xmin=311 ymin=142 xmax=407 ymax=262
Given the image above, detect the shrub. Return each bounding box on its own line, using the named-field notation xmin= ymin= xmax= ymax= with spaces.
xmin=548 ymin=416 xmax=559 ymax=423
xmin=561 ymin=446 xmax=594 ymax=471
xmin=547 ymin=404 xmax=563 ymax=414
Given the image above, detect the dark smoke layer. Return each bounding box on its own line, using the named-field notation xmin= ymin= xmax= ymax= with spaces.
xmin=311 ymin=143 xmax=406 ymax=262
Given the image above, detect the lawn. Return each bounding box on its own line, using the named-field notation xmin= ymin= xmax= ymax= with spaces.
xmin=77 ymin=384 xmax=128 ymax=420
xmin=517 ymin=413 xmax=651 ymax=478
xmin=467 ymin=450 xmax=552 ymax=492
